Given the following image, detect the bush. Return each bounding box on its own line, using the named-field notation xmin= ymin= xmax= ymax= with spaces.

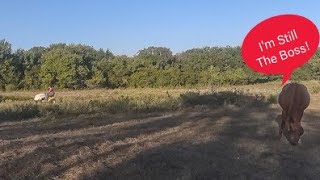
xmin=180 ymin=90 xmax=269 ymax=107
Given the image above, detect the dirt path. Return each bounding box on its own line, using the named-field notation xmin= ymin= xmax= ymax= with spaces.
xmin=1 ymin=101 xmax=320 ymax=179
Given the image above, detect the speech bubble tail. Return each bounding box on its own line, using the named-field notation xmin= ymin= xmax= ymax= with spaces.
xmin=281 ymin=73 xmax=292 ymax=86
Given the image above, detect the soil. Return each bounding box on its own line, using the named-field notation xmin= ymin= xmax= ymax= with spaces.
xmin=1 ymin=95 xmax=320 ymax=179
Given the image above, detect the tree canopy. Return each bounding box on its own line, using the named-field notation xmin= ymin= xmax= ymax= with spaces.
xmin=0 ymin=39 xmax=319 ymax=91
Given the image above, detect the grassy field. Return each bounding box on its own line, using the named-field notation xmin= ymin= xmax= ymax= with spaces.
xmin=1 ymin=81 xmax=320 ymax=179
xmin=2 ymin=80 xmax=319 ymax=119
xmin=1 ymin=80 xmax=320 ymax=121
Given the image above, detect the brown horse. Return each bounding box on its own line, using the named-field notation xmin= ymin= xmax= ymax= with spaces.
xmin=278 ymin=82 xmax=310 ymax=145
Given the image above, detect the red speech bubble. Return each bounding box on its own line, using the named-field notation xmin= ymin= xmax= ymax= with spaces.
xmin=241 ymin=14 xmax=319 ymax=85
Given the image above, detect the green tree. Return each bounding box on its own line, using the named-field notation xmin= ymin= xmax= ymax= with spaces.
xmin=22 ymin=47 xmax=46 ymax=89
xmin=40 ymin=45 xmax=90 ymax=88
xmin=0 ymin=40 xmax=24 ymax=90
xmin=108 ymin=56 xmax=131 ymax=88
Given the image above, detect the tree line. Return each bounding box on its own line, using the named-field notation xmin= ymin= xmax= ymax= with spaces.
xmin=0 ymin=39 xmax=320 ymax=91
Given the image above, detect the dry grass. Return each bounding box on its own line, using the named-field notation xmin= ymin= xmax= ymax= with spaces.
xmin=1 ymin=81 xmax=320 ymax=179
xmin=2 ymin=80 xmax=320 ymax=99
xmin=0 ymin=83 xmax=278 ymax=121
xmin=2 ymin=80 xmax=320 ymax=121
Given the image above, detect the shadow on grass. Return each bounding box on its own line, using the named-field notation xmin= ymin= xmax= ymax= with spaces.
xmin=3 ymin=91 xmax=320 ymax=179
xmin=85 ymin=109 xmax=320 ymax=180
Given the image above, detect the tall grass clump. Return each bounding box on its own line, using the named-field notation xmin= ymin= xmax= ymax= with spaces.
xmin=0 ymin=103 xmax=40 ymax=121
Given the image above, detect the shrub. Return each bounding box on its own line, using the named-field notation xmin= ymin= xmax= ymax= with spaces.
xmin=180 ymin=90 xmax=269 ymax=107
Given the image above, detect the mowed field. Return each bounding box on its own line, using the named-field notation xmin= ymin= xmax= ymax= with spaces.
xmin=1 ymin=81 xmax=320 ymax=179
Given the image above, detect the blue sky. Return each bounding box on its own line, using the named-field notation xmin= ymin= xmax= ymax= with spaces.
xmin=1 ymin=0 xmax=320 ymax=55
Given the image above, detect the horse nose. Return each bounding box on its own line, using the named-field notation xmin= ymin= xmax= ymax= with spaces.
xmin=290 ymin=141 xmax=298 ymax=146
xmin=289 ymin=136 xmax=299 ymax=146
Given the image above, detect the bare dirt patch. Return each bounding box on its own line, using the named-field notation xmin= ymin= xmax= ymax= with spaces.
xmin=1 ymin=97 xmax=320 ymax=179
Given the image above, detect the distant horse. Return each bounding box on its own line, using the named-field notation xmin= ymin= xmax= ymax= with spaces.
xmin=34 ymin=93 xmax=56 ymax=103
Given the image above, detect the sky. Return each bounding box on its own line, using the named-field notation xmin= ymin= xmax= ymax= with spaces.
xmin=1 ymin=0 xmax=320 ymax=55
